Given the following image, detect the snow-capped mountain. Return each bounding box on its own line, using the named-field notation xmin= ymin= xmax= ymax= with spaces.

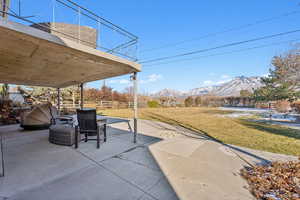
xmin=189 ymin=85 xmax=218 ymax=96
xmin=209 ymin=76 xmax=263 ymax=96
xmin=152 ymin=76 xmax=263 ymax=97
xmin=152 ymin=88 xmax=185 ymax=97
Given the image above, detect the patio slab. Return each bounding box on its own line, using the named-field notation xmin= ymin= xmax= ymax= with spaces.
xmin=10 ymin=165 xmax=145 ymax=200
xmin=118 ymin=146 xmax=161 ymax=171
xmin=76 ymin=135 xmax=140 ymax=162
xmin=2 ymin=119 xmax=293 ymax=200
xmin=100 ymin=157 xmax=163 ymax=191
xmin=0 ymin=123 xmax=178 ymax=200
xmin=109 ymin=127 xmax=161 ymax=146
xmin=0 ymin=128 xmax=95 ymax=197
xmin=147 ymin=177 xmax=180 ymax=200
xmin=150 ymin=138 xmax=255 ymax=200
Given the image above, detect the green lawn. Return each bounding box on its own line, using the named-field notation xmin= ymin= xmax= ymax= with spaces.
xmin=99 ymin=107 xmax=300 ymax=156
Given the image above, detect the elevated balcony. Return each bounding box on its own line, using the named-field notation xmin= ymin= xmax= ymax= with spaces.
xmin=0 ymin=0 xmax=140 ymax=88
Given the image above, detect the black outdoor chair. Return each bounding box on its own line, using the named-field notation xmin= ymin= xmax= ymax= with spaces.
xmin=75 ymin=109 xmax=104 ymax=149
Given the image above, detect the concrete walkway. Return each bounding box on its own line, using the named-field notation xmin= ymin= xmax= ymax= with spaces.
xmin=130 ymin=120 xmax=296 ymax=200
xmin=0 ymin=120 xmax=296 ymax=200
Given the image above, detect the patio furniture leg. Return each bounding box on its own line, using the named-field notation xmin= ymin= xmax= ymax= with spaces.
xmin=97 ymin=126 xmax=100 ymax=149
xmin=75 ymin=126 xmax=78 ymax=149
xmin=127 ymin=121 xmax=133 ymax=132
xmin=104 ymin=124 xmax=107 ymax=142
xmin=85 ymin=134 xmax=88 ymax=142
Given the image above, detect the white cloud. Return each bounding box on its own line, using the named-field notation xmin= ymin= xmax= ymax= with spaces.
xmin=108 ymin=79 xmax=130 ymax=85
xmin=202 ymin=77 xmax=232 ymax=86
xmin=140 ymin=74 xmax=163 ymax=84
xmin=119 ymin=79 xmax=130 ymax=84
xmin=203 ymin=80 xmax=214 ymax=86
xmin=216 ymin=79 xmax=231 ymax=85
xmin=107 ymin=74 xmax=163 ymax=86
xmin=202 ymin=74 xmax=232 ymax=86
xmin=221 ymin=74 xmax=230 ymax=79
xmin=202 ymin=74 xmax=231 ymax=86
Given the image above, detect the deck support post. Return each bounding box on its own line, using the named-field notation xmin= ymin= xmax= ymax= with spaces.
xmin=57 ymin=88 xmax=61 ymax=114
xmin=80 ymin=83 xmax=84 ymax=109
xmin=0 ymin=131 xmax=4 ymax=177
xmin=132 ymin=72 xmax=138 ymax=143
xmin=1 ymin=0 xmax=10 ymax=19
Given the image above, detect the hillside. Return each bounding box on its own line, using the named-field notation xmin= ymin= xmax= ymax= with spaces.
xmin=152 ymin=76 xmax=263 ymax=97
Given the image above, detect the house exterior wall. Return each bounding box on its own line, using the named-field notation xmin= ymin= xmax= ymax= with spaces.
xmin=31 ymin=22 xmax=97 ymax=49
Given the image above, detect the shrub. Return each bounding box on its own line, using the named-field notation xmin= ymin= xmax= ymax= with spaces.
xmin=184 ymin=96 xmax=194 ymax=107
xmin=240 ymin=90 xmax=252 ymax=97
xmin=200 ymin=96 xmax=224 ymax=107
xmin=147 ymin=100 xmax=160 ymax=108
xmin=291 ymin=101 xmax=300 ymax=113
xmin=195 ymin=96 xmax=202 ymax=106
xmin=274 ymin=100 xmax=291 ymax=113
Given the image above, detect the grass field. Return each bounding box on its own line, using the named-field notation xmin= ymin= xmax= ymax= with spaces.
xmin=99 ymin=107 xmax=300 ymax=156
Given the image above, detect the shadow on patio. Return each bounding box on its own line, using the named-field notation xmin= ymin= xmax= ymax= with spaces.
xmin=0 ymin=124 xmax=179 ymax=200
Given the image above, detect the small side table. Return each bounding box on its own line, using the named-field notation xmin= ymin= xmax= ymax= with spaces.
xmin=97 ymin=119 xmax=107 ymax=142
xmin=49 ymin=124 xmax=77 ymax=146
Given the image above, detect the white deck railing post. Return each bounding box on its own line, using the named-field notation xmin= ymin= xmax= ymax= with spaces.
xmin=133 ymin=72 xmax=138 ymax=143
xmin=57 ymin=88 xmax=61 ymax=114
xmin=0 ymin=131 xmax=4 ymax=177
xmin=80 ymin=83 xmax=84 ymax=109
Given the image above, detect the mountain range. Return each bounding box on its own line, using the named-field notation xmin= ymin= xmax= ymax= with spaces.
xmin=152 ymin=76 xmax=263 ymax=97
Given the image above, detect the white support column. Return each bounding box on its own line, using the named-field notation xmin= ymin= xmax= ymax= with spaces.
xmin=52 ymin=0 xmax=55 ymax=29
xmin=78 ymin=7 xmax=81 ymax=44
xmin=57 ymin=88 xmax=61 ymax=114
xmin=80 ymin=83 xmax=84 ymax=109
xmin=0 ymin=131 xmax=4 ymax=177
xmin=1 ymin=0 xmax=10 ymax=18
xmin=133 ymin=72 xmax=138 ymax=143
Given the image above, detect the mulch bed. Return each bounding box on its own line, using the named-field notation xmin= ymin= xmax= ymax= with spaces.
xmin=0 ymin=100 xmax=19 ymax=125
xmin=241 ymin=158 xmax=300 ymax=200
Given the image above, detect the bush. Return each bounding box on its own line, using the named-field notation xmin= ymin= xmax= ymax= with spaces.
xmin=274 ymin=100 xmax=291 ymax=113
xmin=240 ymin=90 xmax=252 ymax=97
xmin=147 ymin=100 xmax=160 ymax=108
xmin=184 ymin=96 xmax=194 ymax=107
xmin=255 ymin=102 xmax=270 ymax=109
xmin=195 ymin=96 xmax=202 ymax=106
xmin=291 ymin=101 xmax=300 ymax=113
xmin=200 ymin=96 xmax=224 ymax=107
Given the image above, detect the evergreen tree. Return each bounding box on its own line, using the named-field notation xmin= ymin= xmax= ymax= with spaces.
xmin=254 ymin=47 xmax=300 ymax=102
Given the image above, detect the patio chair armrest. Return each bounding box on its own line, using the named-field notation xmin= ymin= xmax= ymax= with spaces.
xmin=55 ymin=116 xmax=74 ymax=126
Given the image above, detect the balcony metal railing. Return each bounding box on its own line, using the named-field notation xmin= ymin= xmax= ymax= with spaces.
xmin=0 ymin=0 xmax=138 ymax=61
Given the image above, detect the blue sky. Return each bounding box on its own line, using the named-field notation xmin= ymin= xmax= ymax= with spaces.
xmin=14 ymin=0 xmax=300 ymax=93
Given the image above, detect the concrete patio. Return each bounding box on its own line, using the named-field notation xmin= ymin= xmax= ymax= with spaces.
xmin=0 ymin=121 xmax=178 ymax=200
xmin=0 ymin=119 xmax=297 ymax=200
